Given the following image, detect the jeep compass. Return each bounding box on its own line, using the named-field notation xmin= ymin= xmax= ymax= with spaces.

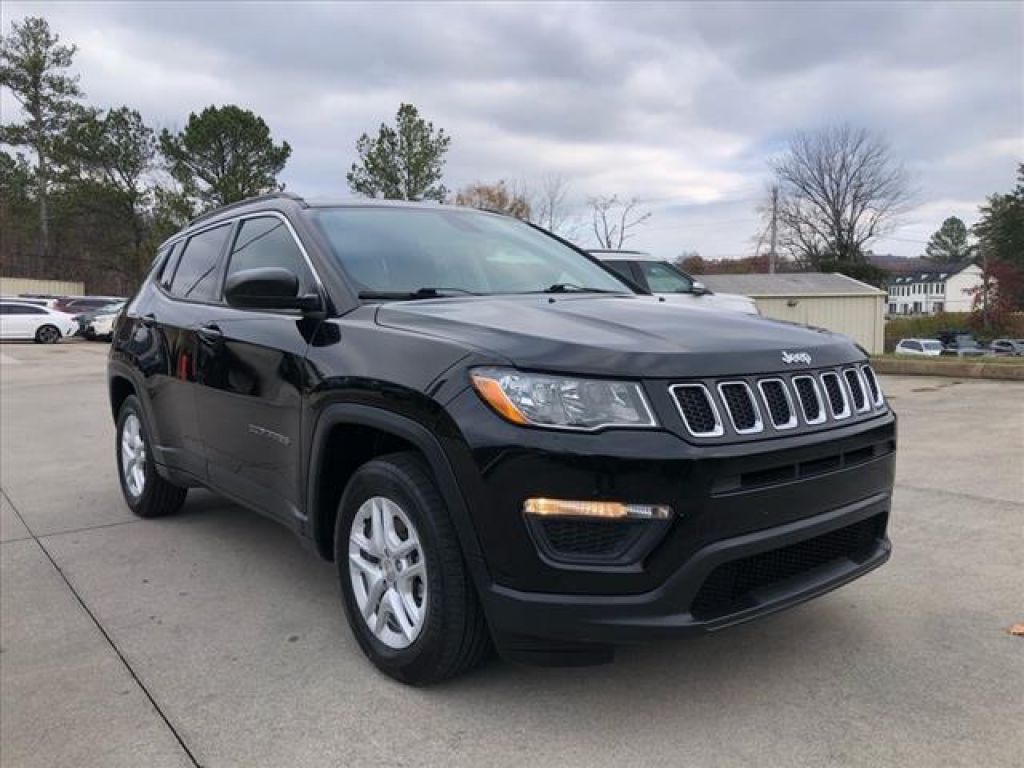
xmin=108 ymin=193 xmax=895 ymax=684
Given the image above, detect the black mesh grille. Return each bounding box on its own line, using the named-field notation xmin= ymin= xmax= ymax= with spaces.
xmin=538 ymin=519 xmax=643 ymax=558
xmin=821 ymin=373 xmax=846 ymax=417
xmin=691 ymin=514 xmax=885 ymax=620
xmin=844 ymin=370 xmax=866 ymax=411
xmin=793 ymin=377 xmax=821 ymax=421
xmin=672 ymin=386 xmax=718 ymax=434
xmin=862 ymin=366 xmax=880 ymax=403
xmin=720 ymin=383 xmax=757 ymax=431
xmin=760 ymin=380 xmax=792 ymax=427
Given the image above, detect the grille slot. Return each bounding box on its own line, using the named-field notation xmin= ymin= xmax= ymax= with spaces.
xmin=820 ymin=372 xmax=851 ymax=419
xmin=792 ymin=376 xmax=826 ymax=424
xmin=536 ymin=519 xmax=644 ymax=560
xmin=717 ymin=381 xmax=762 ymax=434
xmin=670 ymin=384 xmax=723 ymax=436
xmin=758 ymin=378 xmax=797 ymax=429
xmin=843 ymin=368 xmax=869 ymax=412
xmin=861 ymin=365 xmax=883 ymax=406
xmin=690 ymin=514 xmax=886 ymax=620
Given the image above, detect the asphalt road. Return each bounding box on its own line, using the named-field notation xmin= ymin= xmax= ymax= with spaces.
xmin=1 ymin=342 xmax=1022 ymax=768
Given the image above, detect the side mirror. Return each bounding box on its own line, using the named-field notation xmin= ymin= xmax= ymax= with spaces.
xmin=691 ymin=280 xmax=709 ymax=295
xmin=224 ymin=267 xmax=322 ymax=313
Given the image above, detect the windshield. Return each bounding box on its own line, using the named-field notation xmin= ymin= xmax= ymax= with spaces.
xmin=635 ymin=260 xmax=694 ymax=293
xmin=312 ymin=207 xmax=633 ymax=297
xmin=922 ymin=341 xmax=942 ymax=351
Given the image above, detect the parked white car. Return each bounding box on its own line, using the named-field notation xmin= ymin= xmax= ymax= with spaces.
xmin=590 ymin=251 xmax=760 ymax=314
xmin=0 ymin=301 xmax=79 ymax=343
xmin=82 ymin=302 xmax=125 ymax=340
xmin=894 ymin=338 xmax=944 ymax=356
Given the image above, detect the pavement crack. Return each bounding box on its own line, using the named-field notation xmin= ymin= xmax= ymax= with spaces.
xmin=1 ymin=489 xmax=203 ymax=768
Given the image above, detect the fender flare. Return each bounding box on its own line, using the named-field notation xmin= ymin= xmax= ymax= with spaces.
xmin=306 ymin=403 xmax=487 ymax=575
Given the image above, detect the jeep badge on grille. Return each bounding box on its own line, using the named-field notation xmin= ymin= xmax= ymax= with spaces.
xmin=782 ymin=351 xmax=812 ymax=365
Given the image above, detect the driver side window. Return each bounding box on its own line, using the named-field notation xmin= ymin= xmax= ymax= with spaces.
xmin=225 ymin=217 xmax=315 ymax=295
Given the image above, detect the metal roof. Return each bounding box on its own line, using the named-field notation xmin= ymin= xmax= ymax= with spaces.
xmin=698 ymin=272 xmax=885 ymax=297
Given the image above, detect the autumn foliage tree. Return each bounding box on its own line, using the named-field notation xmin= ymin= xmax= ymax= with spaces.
xmin=454 ymin=179 xmax=530 ymax=219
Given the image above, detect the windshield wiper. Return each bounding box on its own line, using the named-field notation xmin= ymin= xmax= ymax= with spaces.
xmin=358 ymin=287 xmax=478 ymax=301
xmin=539 ymin=283 xmax=623 ymax=294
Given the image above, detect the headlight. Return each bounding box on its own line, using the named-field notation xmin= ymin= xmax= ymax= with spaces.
xmin=470 ymin=367 xmax=657 ymax=431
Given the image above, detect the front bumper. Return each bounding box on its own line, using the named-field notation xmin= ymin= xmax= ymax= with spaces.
xmin=481 ymin=492 xmax=890 ymax=646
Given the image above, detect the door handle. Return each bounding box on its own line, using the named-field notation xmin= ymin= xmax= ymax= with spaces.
xmin=196 ymin=323 xmax=223 ymax=341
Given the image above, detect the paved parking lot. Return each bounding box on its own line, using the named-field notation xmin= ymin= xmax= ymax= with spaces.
xmin=1 ymin=341 xmax=1022 ymax=768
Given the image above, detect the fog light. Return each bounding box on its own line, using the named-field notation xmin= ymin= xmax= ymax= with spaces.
xmin=523 ymin=498 xmax=672 ymax=520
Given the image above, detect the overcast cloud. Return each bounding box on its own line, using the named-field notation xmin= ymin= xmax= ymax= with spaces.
xmin=4 ymin=0 xmax=1022 ymax=258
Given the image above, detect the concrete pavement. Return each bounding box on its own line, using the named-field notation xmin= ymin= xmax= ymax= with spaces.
xmin=1 ymin=342 xmax=1022 ymax=767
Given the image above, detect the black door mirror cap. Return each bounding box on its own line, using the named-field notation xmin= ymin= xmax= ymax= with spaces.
xmin=224 ymin=267 xmax=323 ymax=314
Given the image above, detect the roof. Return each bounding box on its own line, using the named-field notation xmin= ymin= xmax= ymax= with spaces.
xmin=888 ymin=261 xmax=975 ymax=285
xmin=697 ymin=272 xmax=885 ymax=297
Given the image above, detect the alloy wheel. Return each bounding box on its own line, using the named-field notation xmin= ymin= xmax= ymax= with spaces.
xmin=348 ymin=496 xmax=428 ymax=650
xmin=120 ymin=413 xmax=146 ymax=498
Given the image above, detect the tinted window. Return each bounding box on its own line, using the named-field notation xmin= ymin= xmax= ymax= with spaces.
xmin=159 ymin=243 xmax=183 ymax=289
xmin=636 ymin=261 xmax=693 ymax=293
xmin=603 ymin=260 xmax=638 ymax=283
xmin=314 ymin=208 xmax=631 ymax=296
xmin=168 ymin=225 xmax=231 ymax=301
xmin=225 ymin=217 xmax=313 ymax=293
xmin=1 ymin=304 xmax=45 ymax=315
xmin=907 ymin=341 xmax=922 ymax=351
xmin=922 ymin=341 xmax=942 ymax=351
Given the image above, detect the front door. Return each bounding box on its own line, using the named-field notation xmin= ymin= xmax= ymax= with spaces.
xmin=193 ymin=214 xmax=321 ymax=527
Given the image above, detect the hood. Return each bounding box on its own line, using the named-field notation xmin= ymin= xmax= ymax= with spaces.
xmin=376 ymin=294 xmax=862 ymax=378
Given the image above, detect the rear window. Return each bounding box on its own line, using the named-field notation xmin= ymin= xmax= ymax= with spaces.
xmin=168 ymin=224 xmax=232 ymax=301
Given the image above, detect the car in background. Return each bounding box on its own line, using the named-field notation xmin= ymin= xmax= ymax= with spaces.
xmin=894 ymin=338 xmax=944 ymax=356
xmin=589 ymin=250 xmax=760 ymax=314
xmin=54 ymin=295 xmax=125 ymax=315
xmin=80 ymin=301 xmax=126 ymax=340
xmin=1 ymin=295 xmax=58 ymax=309
xmin=989 ymin=339 xmax=1024 ymax=357
xmin=0 ymin=300 xmax=78 ymax=343
xmin=938 ymin=333 xmax=986 ymax=357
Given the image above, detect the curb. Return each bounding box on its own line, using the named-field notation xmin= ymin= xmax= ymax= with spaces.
xmin=871 ymin=358 xmax=1024 ymax=381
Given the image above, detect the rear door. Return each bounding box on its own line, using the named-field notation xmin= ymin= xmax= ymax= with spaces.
xmin=128 ymin=224 xmax=233 ymax=480
xmin=192 ymin=214 xmax=321 ymax=526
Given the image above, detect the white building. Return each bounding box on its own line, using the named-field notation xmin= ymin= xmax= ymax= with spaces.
xmin=886 ymin=261 xmax=982 ymax=316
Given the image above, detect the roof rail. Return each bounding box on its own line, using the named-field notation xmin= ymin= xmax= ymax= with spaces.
xmin=188 ymin=191 xmax=306 ymax=227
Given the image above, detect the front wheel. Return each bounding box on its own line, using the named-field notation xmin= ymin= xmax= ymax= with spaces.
xmin=116 ymin=395 xmax=187 ymax=518
xmin=335 ymin=452 xmax=489 ymax=685
xmin=35 ymin=325 xmax=61 ymax=344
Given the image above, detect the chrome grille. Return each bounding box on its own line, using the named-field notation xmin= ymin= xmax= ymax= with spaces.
xmin=843 ymin=368 xmax=869 ymax=412
xmin=861 ymin=364 xmax=883 ymax=406
xmin=758 ymin=379 xmax=797 ymax=429
xmin=718 ymin=382 xmax=762 ymax=434
xmin=670 ymin=384 xmax=723 ymax=436
xmin=792 ymin=375 xmax=826 ymax=425
xmin=820 ymin=372 xmax=851 ymax=419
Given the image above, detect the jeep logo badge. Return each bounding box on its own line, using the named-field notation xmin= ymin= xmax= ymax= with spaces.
xmin=781 ymin=351 xmax=812 ymax=365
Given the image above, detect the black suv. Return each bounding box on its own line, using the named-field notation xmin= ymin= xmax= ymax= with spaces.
xmin=109 ymin=193 xmax=895 ymax=684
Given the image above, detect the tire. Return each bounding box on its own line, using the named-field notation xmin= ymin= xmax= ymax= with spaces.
xmin=335 ymin=452 xmax=489 ymax=685
xmin=115 ymin=395 xmax=187 ymax=518
xmin=34 ymin=324 xmax=61 ymax=344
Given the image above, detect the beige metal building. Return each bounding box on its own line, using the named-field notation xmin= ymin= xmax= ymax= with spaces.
xmin=698 ymin=273 xmax=886 ymax=354
xmin=0 ymin=277 xmax=85 ymax=297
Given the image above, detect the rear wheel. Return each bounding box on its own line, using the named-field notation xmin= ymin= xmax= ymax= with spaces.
xmin=116 ymin=395 xmax=187 ymax=518
xmin=35 ymin=325 xmax=61 ymax=344
xmin=335 ymin=452 xmax=489 ymax=685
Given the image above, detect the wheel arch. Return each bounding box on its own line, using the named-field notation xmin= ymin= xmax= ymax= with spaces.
xmin=306 ymin=404 xmax=486 ymax=576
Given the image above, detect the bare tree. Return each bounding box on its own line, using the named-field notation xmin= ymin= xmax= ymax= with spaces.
xmin=528 ymin=173 xmax=579 ymax=239
xmin=770 ymin=125 xmax=912 ymax=268
xmin=588 ymin=194 xmax=651 ymax=249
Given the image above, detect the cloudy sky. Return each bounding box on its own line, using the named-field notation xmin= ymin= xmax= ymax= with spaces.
xmin=5 ymin=1 xmax=1022 ymax=258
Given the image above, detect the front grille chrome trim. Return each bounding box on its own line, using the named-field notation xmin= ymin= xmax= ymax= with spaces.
xmin=757 ymin=378 xmax=798 ymax=430
xmin=792 ymin=375 xmax=827 ymax=425
xmin=820 ymin=371 xmax=852 ymax=420
xmin=669 ymin=383 xmax=725 ymax=437
xmin=860 ymin=364 xmax=884 ymax=407
xmin=716 ymin=381 xmax=764 ymax=434
xmin=842 ymin=368 xmax=871 ymax=413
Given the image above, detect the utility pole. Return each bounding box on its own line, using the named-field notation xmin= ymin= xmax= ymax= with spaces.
xmin=768 ymin=185 xmax=779 ymax=274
